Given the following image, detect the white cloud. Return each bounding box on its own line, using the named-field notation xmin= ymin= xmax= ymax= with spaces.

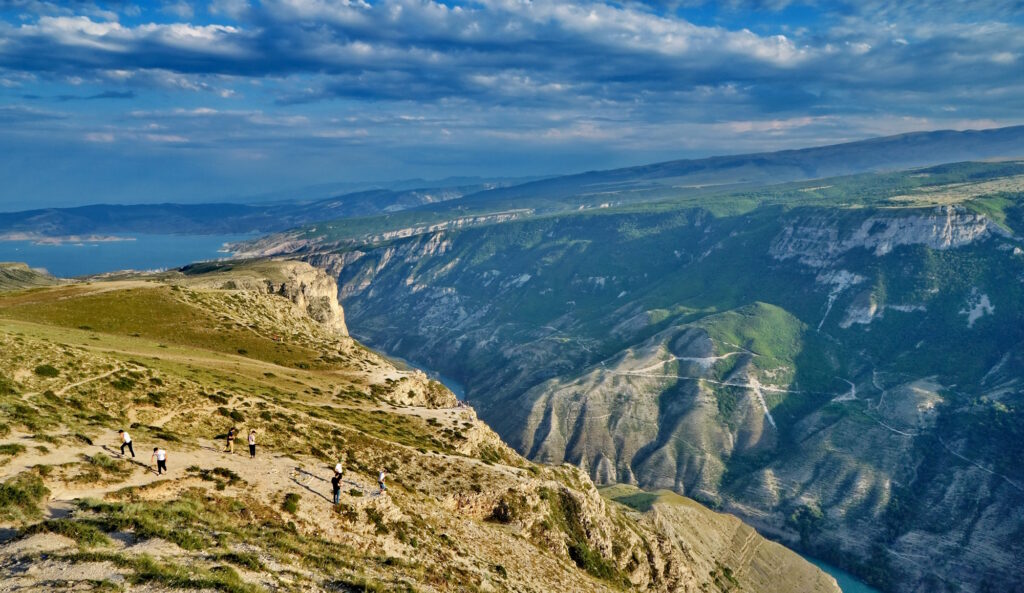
xmin=161 ymin=2 xmax=195 ymax=19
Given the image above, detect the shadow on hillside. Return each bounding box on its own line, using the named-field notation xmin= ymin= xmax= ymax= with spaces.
xmin=291 ymin=471 xmax=331 ymax=502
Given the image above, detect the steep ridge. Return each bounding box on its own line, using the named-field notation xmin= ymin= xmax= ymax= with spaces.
xmin=260 ymin=162 xmax=1024 ymax=592
xmin=0 ymin=260 xmax=836 ymax=593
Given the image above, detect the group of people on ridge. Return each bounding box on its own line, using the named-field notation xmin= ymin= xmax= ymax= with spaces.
xmin=224 ymin=427 xmax=258 ymax=458
xmin=330 ymin=460 xmax=388 ymax=504
xmin=118 ymin=428 xmax=390 ymax=503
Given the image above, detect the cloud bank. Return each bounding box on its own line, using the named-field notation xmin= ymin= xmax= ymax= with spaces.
xmin=0 ymin=0 xmax=1021 ymax=207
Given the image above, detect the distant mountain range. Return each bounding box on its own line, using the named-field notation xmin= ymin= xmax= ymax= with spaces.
xmin=2 ymin=125 xmax=1022 ymax=238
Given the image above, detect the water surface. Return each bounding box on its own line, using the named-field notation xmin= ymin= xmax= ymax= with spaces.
xmin=803 ymin=555 xmax=883 ymax=593
xmin=0 ymin=233 xmax=254 ymax=278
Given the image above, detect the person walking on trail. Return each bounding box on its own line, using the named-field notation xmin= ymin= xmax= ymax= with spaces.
xmin=118 ymin=430 xmax=135 ymax=458
xmin=248 ymin=430 xmax=257 ymax=459
xmin=225 ymin=427 xmax=236 ymax=453
xmin=378 ymin=469 xmax=388 ymax=495
xmin=151 ymin=447 xmax=168 ymax=475
xmin=331 ymin=472 xmax=342 ymax=505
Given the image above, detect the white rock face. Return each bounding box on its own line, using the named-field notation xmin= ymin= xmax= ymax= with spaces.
xmin=960 ymin=290 xmax=995 ymax=328
xmin=218 ymin=261 xmax=348 ymax=335
xmin=771 ymin=206 xmax=1002 ymax=267
xmin=838 ymin=290 xmax=926 ymax=329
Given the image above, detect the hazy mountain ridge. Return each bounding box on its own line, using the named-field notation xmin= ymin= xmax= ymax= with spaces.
xmin=5 ymin=127 xmax=1024 ymax=246
xmin=256 ymin=162 xmax=1024 ymax=592
xmin=0 ymin=181 xmax=519 ymax=238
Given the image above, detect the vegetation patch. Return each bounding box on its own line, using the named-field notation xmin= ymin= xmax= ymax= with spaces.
xmin=282 ymin=492 xmax=300 ymax=514
xmin=33 ymin=364 xmax=60 ymax=377
xmin=0 ymin=472 xmax=49 ymax=522
xmin=21 ymin=518 xmax=111 ymax=547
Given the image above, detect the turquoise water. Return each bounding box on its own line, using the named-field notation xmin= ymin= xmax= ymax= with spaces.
xmin=0 ymin=233 xmax=254 ymax=278
xmin=804 ymin=556 xmax=883 ymax=593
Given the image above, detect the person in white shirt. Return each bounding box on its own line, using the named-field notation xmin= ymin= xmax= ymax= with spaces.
xmin=118 ymin=429 xmax=134 ymax=457
xmin=248 ymin=430 xmax=257 ymax=458
xmin=151 ymin=447 xmax=168 ymax=475
xmin=378 ymin=469 xmax=388 ymax=495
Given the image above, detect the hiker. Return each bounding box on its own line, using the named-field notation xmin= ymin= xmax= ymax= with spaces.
xmin=248 ymin=430 xmax=257 ymax=458
xmin=118 ymin=429 xmax=135 ymax=458
xmin=151 ymin=447 xmax=168 ymax=475
xmin=331 ymin=472 xmax=342 ymax=505
xmin=225 ymin=427 xmax=236 ymax=453
xmin=378 ymin=469 xmax=388 ymax=495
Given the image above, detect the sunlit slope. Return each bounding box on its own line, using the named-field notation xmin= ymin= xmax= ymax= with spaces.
xmin=0 ymin=260 xmax=837 ymax=593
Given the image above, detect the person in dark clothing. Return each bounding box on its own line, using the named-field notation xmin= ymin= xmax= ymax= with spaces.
xmin=226 ymin=427 xmax=236 ymax=453
xmin=151 ymin=447 xmax=168 ymax=475
xmin=118 ymin=430 xmax=135 ymax=457
xmin=331 ymin=472 xmax=342 ymax=505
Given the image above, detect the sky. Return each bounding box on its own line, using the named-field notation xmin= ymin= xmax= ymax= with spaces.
xmin=0 ymin=0 xmax=1022 ymax=209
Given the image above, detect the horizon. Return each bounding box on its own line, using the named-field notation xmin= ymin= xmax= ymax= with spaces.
xmin=2 ymin=0 xmax=1023 ymax=209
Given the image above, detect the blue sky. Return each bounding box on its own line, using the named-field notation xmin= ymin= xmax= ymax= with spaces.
xmin=0 ymin=0 xmax=1022 ymax=209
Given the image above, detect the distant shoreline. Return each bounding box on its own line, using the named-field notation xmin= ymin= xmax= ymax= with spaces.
xmin=0 ymin=232 xmax=136 ymax=245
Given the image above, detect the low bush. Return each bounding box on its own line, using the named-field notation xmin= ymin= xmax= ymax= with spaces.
xmin=282 ymin=493 xmax=300 ymax=514
xmin=0 ymin=472 xmax=49 ymax=522
xmin=21 ymin=519 xmax=110 ymax=547
xmin=33 ymin=364 xmax=60 ymax=378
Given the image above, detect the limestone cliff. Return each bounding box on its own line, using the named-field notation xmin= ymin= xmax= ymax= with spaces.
xmin=180 ymin=259 xmax=348 ymax=335
xmin=769 ymin=205 xmax=1005 ymax=267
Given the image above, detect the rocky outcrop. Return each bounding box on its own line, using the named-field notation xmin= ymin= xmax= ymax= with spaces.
xmin=445 ymin=466 xmax=840 ymax=593
xmin=0 ymin=262 xmax=61 ymax=291
xmin=770 ymin=205 xmax=1004 ymax=267
xmin=184 ymin=260 xmax=348 ymax=335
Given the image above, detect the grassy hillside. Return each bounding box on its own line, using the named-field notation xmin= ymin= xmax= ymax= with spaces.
xmin=0 ymin=261 xmax=837 ymax=593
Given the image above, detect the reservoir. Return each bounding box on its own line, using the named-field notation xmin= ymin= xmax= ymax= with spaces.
xmin=0 ymin=233 xmax=256 ymax=278
xmin=803 ymin=555 xmax=883 ymax=593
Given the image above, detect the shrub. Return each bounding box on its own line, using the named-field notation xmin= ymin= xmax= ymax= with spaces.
xmin=282 ymin=493 xmax=300 ymax=514
xmin=0 ymin=373 xmax=18 ymax=395
xmin=0 ymin=443 xmax=27 ymax=456
xmin=365 ymin=507 xmax=389 ymax=534
xmin=110 ymin=376 xmax=136 ymax=391
xmin=33 ymin=364 xmax=60 ymax=378
xmin=0 ymin=473 xmax=49 ymax=522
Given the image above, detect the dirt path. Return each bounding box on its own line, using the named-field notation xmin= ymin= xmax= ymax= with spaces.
xmin=56 ymin=367 xmax=125 ymax=397
xmin=0 ymin=435 xmax=384 ymax=520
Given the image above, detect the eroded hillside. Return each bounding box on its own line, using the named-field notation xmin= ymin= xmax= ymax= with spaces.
xmin=255 ymin=162 xmax=1024 ymax=593
xmin=0 ymin=261 xmax=836 ymax=593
